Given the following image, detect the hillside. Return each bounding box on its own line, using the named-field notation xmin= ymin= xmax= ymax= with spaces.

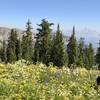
xmin=0 ymin=61 xmax=99 ymax=99
xmin=0 ymin=27 xmax=68 ymax=46
xmin=0 ymin=27 xmax=23 ymax=41
xmin=64 ymin=28 xmax=100 ymax=48
xmin=0 ymin=27 xmax=99 ymax=48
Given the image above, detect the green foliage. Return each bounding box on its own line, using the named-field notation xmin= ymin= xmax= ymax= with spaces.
xmin=77 ymin=38 xmax=94 ymax=69
xmin=78 ymin=38 xmax=85 ymax=67
xmin=96 ymin=47 xmax=100 ymax=66
xmin=0 ymin=40 xmax=7 ymax=62
xmin=22 ymin=35 xmax=27 ymax=59
xmin=22 ymin=19 xmax=33 ymax=61
xmin=0 ymin=19 xmax=95 ymax=69
xmin=34 ymin=19 xmax=53 ymax=65
xmin=50 ymin=24 xmax=68 ymax=67
xmin=0 ymin=62 xmax=99 ymax=99
xmin=67 ymin=26 xmax=78 ymax=67
xmin=6 ymin=29 xmax=18 ymax=63
xmin=16 ymin=39 xmax=22 ymax=61
xmin=84 ymin=43 xmax=94 ymax=69
xmin=96 ymin=40 xmax=100 ymax=69
xmin=87 ymin=43 xmax=94 ymax=68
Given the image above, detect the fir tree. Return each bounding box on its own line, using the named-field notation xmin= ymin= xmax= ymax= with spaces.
xmin=16 ymin=39 xmax=22 ymax=60
xmin=67 ymin=26 xmax=78 ymax=67
xmin=96 ymin=40 xmax=100 ymax=69
xmin=78 ymin=38 xmax=85 ymax=67
xmin=83 ymin=45 xmax=89 ymax=68
xmin=6 ymin=29 xmax=18 ymax=63
xmin=50 ymin=24 xmax=68 ymax=67
xmin=34 ymin=19 xmax=53 ymax=65
xmin=22 ymin=35 xmax=27 ymax=59
xmin=22 ymin=19 xmax=33 ymax=61
xmin=33 ymin=33 xmax=41 ymax=62
xmin=84 ymin=43 xmax=94 ymax=69
xmin=0 ymin=40 xmax=7 ymax=62
xmin=88 ymin=43 xmax=94 ymax=68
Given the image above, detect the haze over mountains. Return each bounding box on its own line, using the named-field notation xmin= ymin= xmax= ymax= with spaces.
xmin=64 ymin=28 xmax=100 ymax=48
xmin=0 ymin=27 xmax=23 ymax=40
xmin=0 ymin=27 xmax=99 ymax=48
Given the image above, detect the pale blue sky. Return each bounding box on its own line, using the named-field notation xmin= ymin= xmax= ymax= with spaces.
xmin=0 ymin=0 xmax=100 ymax=32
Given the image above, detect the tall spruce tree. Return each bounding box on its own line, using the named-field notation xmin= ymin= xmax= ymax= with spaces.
xmin=34 ymin=19 xmax=53 ymax=65
xmin=6 ymin=29 xmax=18 ymax=63
xmin=84 ymin=43 xmax=94 ymax=69
xmin=84 ymin=45 xmax=89 ymax=68
xmin=0 ymin=40 xmax=7 ymax=62
xmin=67 ymin=26 xmax=78 ymax=67
xmin=16 ymin=39 xmax=22 ymax=60
xmin=22 ymin=19 xmax=33 ymax=61
xmin=88 ymin=43 xmax=94 ymax=68
xmin=22 ymin=35 xmax=27 ymax=59
xmin=78 ymin=38 xmax=85 ymax=67
xmin=96 ymin=40 xmax=100 ymax=69
xmin=50 ymin=24 xmax=68 ymax=67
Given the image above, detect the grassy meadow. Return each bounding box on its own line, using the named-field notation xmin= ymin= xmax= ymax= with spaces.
xmin=0 ymin=60 xmax=100 ymax=100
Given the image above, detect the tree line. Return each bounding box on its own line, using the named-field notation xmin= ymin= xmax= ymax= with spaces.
xmin=0 ymin=19 xmax=100 ymax=69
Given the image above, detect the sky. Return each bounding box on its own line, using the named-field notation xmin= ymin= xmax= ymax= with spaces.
xmin=0 ymin=0 xmax=100 ymax=30
xmin=0 ymin=0 xmax=100 ymax=47
xmin=0 ymin=0 xmax=100 ymax=45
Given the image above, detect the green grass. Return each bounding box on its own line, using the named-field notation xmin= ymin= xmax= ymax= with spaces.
xmin=0 ymin=60 xmax=100 ymax=100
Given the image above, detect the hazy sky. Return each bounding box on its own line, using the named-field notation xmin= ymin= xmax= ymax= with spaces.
xmin=0 ymin=0 xmax=100 ymax=31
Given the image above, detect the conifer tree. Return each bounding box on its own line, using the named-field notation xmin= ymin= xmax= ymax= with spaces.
xmin=88 ymin=43 xmax=94 ymax=68
xmin=96 ymin=40 xmax=100 ymax=69
xmin=83 ymin=45 xmax=89 ymax=68
xmin=67 ymin=26 xmax=78 ymax=67
xmin=22 ymin=35 xmax=27 ymax=59
xmin=22 ymin=19 xmax=33 ymax=61
xmin=16 ymin=39 xmax=22 ymax=60
xmin=0 ymin=40 xmax=7 ymax=62
xmin=33 ymin=33 xmax=41 ymax=63
xmin=50 ymin=24 xmax=68 ymax=67
xmin=84 ymin=43 xmax=94 ymax=69
xmin=78 ymin=38 xmax=85 ymax=67
xmin=6 ymin=29 xmax=18 ymax=63
xmin=34 ymin=19 xmax=53 ymax=65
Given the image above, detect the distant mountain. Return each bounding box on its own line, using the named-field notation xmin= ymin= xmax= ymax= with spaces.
xmin=63 ymin=28 xmax=100 ymax=48
xmin=0 ymin=27 xmax=10 ymax=41
xmin=0 ymin=27 xmax=24 ymax=41
xmin=0 ymin=27 xmax=99 ymax=49
xmin=0 ymin=27 xmax=69 ymax=44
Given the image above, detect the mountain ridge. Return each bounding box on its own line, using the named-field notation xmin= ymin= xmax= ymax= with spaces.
xmin=0 ymin=27 xmax=99 ymax=48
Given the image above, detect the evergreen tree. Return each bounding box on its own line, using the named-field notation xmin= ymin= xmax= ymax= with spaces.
xmin=34 ymin=19 xmax=53 ymax=65
xmin=84 ymin=43 xmax=94 ymax=69
xmin=88 ymin=43 xmax=94 ymax=68
xmin=67 ymin=26 xmax=78 ymax=67
xmin=50 ymin=24 xmax=68 ymax=67
xmin=33 ymin=33 xmax=41 ymax=63
xmin=22 ymin=35 xmax=27 ymax=59
xmin=22 ymin=19 xmax=33 ymax=61
xmin=6 ymin=29 xmax=18 ymax=63
xmin=78 ymin=38 xmax=85 ymax=67
xmin=0 ymin=40 xmax=7 ymax=62
xmin=96 ymin=40 xmax=100 ymax=69
xmin=83 ymin=45 xmax=89 ymax=68
xmin=16 ymin=39 xmax=22 ymax=60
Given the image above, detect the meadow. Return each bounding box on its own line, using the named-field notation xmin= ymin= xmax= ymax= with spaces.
xmin=0 ymin=60 xmax=100 ymax=100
